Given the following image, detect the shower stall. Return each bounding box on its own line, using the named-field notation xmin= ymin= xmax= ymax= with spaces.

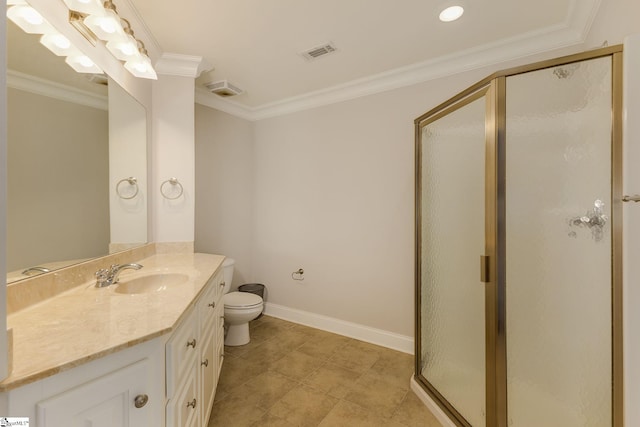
xmin=414 ymin=46 xmax=623 ymax=427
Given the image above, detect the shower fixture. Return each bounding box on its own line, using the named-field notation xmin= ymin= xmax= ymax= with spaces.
xmin=568 ymin=199 xmax=608 ymax=241
xmin=553 ymin=63 xmax=579 ymax=79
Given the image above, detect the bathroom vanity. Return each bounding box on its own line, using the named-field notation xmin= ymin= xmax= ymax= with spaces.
xmin=0 ymin=248 xmax=225 ymax=427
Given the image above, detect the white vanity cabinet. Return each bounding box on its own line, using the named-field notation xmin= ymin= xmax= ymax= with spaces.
xmin=0 ymin=336 xmax=165 ymax=426
xmin=37 ymin=358 xmax=156 ymax=426
xmin=166 ymin=269 xmax=225 ymax=427
xmin=0 ymin=254 xmax=227 ymax=427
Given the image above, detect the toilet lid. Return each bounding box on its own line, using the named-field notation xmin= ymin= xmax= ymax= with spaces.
xmin=224 ymin=291 xmax=262 ymax=308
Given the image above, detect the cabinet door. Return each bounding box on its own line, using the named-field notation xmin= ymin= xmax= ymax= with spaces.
xmin=200 ymin=329 xmax=215 ymax=426
xmin=37 ymin=359 xmax=155 ymax=427
xmin=167 ymin=363 xmax=199 ymax=427
xmin=166 ymin=308 xmax=198 ymax=397
xmin=197 ymin=276 xmax=218 ymax=337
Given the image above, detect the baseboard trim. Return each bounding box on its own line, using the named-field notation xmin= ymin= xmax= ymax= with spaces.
xmin=263 ymin=302 xmax=414 ymax=354
xmin=410 ymin=376 xmax=456 ymax=427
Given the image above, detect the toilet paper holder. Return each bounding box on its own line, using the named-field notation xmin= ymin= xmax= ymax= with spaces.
xmin=292 ymin=268 xmax=304 ymax=281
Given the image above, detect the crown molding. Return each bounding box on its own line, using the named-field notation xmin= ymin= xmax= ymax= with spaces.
xmin=6 ymin=70 xmax=108 ymax=110
xmin=195 ymin=0 xmax=601 ymax=121
xmin=155 ymin=53 xmax=213 ymax=78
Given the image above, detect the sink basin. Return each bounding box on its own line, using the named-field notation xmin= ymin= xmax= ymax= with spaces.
xmin=114 ymin=273 xmax=189 ymax=295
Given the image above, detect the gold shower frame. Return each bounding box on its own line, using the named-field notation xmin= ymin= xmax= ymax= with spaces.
xmin=414 ymin=45 xmax=623 ymax=427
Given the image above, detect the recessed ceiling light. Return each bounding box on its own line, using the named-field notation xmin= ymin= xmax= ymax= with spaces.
xmin=439 ymin=5 xmax=464 ymax=22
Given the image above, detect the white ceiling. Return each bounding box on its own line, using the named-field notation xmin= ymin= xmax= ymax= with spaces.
xmin=128 ymin=0 xmax=600 ymax=116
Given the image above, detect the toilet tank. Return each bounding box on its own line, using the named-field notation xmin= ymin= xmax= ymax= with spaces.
xmin=222 ymin=258 xmax=235 ymax=294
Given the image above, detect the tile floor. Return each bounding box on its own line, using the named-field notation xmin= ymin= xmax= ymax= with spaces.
xmin=207 ymin=315 xmax=443 ymax=427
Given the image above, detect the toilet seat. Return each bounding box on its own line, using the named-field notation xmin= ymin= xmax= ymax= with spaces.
xmin=223 ymin=291 xmax=262 ymax=309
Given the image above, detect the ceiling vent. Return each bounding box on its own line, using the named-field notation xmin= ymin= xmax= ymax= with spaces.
xmin=300 ymin=42 xmax=337 ymax=61
xmin=205 ymin=80 xmax=244 ymax=97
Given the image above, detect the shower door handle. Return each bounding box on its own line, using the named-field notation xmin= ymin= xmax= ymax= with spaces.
xmin=480 ymin=255 xmax=490 ymax=283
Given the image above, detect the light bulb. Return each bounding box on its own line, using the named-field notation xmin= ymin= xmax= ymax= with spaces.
xmin=78 ymin=56 xmax=94 ymax=68
xmin=53 ymin=35 xmax=71 ymax=49
xmin=84 ymin=9 xmax=126 ymax=42
xmin=66 ymin=55 xmax=103 ymax=73
xmin=99 ymin=19 xmax=118 ymax=34
xmin=119 ymin=44 xmax=136 ymax=56
xmin=20 ymin=7 xmax=44 ymax=25
xmin=7 ymin=5 xmax=55 ymax=34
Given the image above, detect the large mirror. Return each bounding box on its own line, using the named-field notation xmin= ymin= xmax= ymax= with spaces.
xmin=6 ymin=18 xmax=147 ymax=284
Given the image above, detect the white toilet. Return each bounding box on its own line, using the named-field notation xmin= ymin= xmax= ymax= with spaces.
xmin=221 ymin=258 xmax=263 ymax=346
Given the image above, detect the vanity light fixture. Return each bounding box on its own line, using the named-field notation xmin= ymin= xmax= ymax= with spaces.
xmin=67 ymin=0 xmax=158 ymax=80
xmin=7 ymin=1 xmax=104 ymax=74
xmin=439 ymin=5 xmax=464 ymax=22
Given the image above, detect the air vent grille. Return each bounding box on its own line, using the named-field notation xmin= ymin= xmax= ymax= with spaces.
xmin=300 ymin=42 xmax=337 ymax=61
xmin=205 ymin=80 xmax=244 ymax=97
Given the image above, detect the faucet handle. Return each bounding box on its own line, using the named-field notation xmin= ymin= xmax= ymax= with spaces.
xmin=95 ymin=268 xmax=109 ymax=279
xmin=95 ymin=268 xmax=110 ymax=287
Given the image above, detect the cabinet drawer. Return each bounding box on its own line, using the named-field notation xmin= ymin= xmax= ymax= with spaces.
xmin=197 ymin=278 xmax=218 ymax=335
xmin=213 ymin=269 xmax=225 ymax=302
xmin=166 ymin=308 xmax=198 ymax=397
xmin=166 ymin=363 xmax=199 ymax=427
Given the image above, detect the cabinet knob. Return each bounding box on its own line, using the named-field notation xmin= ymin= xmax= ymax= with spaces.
xmin=186 ymin=338 xmax=197 ymax=349
xmin=187 ymin=398 xmax=197 ymax=409
xmin=134 ymin=394 xmax=149 ymax=409
xmin=201 ymin=359 xmax=209 ymax=367
xmin=208 ymin=301 xmax=215 ymax=308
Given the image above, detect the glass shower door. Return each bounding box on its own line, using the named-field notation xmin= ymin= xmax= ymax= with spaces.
xmin=418 ymin=90 xmax=488 ymax=427
xmin=504 ymin=56 xmax=615 ymax=427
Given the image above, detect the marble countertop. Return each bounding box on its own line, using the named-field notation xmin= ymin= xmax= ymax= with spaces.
xmin=1 ymin=252 xmax=225 ymax=391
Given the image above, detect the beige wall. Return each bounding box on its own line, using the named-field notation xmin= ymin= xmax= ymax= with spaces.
xmin=194 ymin=106 xmax=254 ymax=290
xmin=194 ymin=57 xmax=565 ymax=338
xmin=6 ymin=88 xmax=109 ymax=271
xmin=195 ymin=0 xmax=640 ymax=341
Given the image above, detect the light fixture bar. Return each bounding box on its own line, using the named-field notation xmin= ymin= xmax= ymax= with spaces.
xmin=69 ymin=11 xmax=98 ymax=46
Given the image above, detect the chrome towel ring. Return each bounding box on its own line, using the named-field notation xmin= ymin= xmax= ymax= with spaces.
xmin=116 ymin=177 xmax=139 ymax=199
xmin=161 ymin=177 xmax=184 ymax=200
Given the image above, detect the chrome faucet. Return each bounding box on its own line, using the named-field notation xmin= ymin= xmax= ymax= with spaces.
xmin=95 ymin=263 xmax=143 ymax=288
xmin=22 ymin=266 xmax=51 ymax=276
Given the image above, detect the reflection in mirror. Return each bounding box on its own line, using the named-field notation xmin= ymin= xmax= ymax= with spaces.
xmin=6 ymin=17 xmax=147 ymax=284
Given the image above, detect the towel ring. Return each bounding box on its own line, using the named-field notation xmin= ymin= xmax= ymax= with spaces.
xmin=116 ymin=177 xmax=139 ymax=200
xmin=160 ymin=177 xmax=184 ymax=200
